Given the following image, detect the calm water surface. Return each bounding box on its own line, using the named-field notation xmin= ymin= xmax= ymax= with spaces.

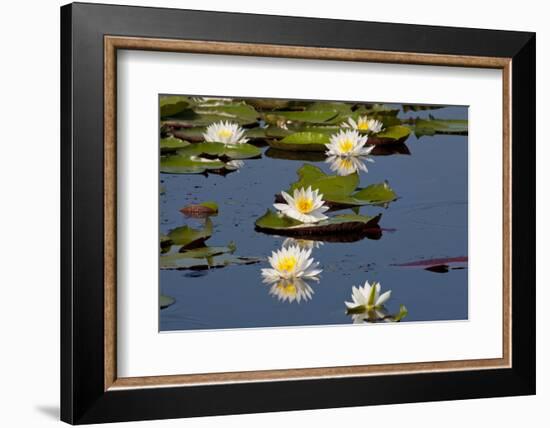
xmin=160 ymin=105 xmax=468 ymax=331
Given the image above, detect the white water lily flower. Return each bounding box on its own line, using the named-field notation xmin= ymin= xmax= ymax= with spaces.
xmin=202 ymin=121 xmax=249 ymax=145
xmin=282 ymin=238 xmax=323 ymax=250
xmin=343 ymin=116 xmax=384 ymax=134
xmin=326 ymin=155 xmax=374 ymax=176
xmin=261 ymin=245 xmax=322 ymax=282
xmin=273 ymin=186 xmax=329 ymax=224
xmin=325 ymin=130 xmax=373 ymax=157
xmin=345 ymin=280 xmax=392 ymax=313
xmin=268 ymin=278 xmax=314 ymax=303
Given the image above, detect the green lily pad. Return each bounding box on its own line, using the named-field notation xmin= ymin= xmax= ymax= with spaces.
xmin=329 ymin=182 xmax=398 ymax=206
xmin=162 ymin=109 xmax=256 ymax=126
xmin=242 ymin=98 xmax=292 ymax=111
xmin=160 ymin=154 xmax=226 ymax=174
xmin=282 ymin=165 xmax=397 ymax=208
xmin=178 ymin=242 xmax=236 ymax=258
xmin=170 ymin=127 xmax=207 ymax=142
xmin=166 ymin=218 xmax=213 ymax=249
xmin=160 ymin=295 xmax=176 ymax=309
xmin=160 ymin=253 xmax=261 ymax=270
xmin=160 ymin=96 xmax=191 ymax=118
xmin=175 ymin=142 xmax=262 ymax=160
xmin=289 ymin=164 xmax=358 ymax=196
xmin=305 ymin=102 xmax=352 ymax=115
xmin=412 ymin=117 xmax=468 ymax=137
xmin=368 ymin=125 xmax=412 ymax=145
xmin=268 ymin=132 xmax=331 ymax=152
xmin=402 ymin=104 xmax=444 ymax=112
xmin=193 ymin=102 xmax=259 ymax=122
xmin=255 ymin=209 xmax=382 ymax=240
xmin=160 ymin=136 xmax=190 ymax=153
xmin=263 ymin=110 xmax=339 ymax=125
xmin=265 ymin=126 xmax=293 ymax=138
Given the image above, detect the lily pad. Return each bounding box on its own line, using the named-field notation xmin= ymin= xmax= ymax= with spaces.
xmin=265 ymin=148 xmax=327 ymax=162
xmin=169 ymin=127 xmax=207 ymax=142
xmin=175 ymin=142 xmax=262 ymax=160
xmin=289 ymin=164 xmax=358 ymax=195
xmin=162 ymin=109 xmax=256 ymax=126
xmin=305 ymin=102 xmax=352 ymax=115
xmin=281 ymin=165 xmax=397 ymax=208
xmin=412 ymin=117 xmax=468 ymax=137
xmin=178 ymin=242 xmax=236 ymax=258
xmin=402 ymin=104 xmax=444 ymax=113
xmin=160 ymin=136 xmax=190 ymax=153
xmin=268 ymin=132 xmax=330 ymax=152
xmin=160 ymin=253 xmax=261 ymax=270
xmin=160 ymin=154 xmax=226 ymax=174
xmin=160 ymin=295 xmax=176 ymax=309
xmin=166 ymin=218 xmax=213 ymax=249
xmin=330 ymin=182 xmax=398 ymax=207
xmin=180 ymin=201 xmax=219 ymax=217
xmin=255 ymin=210 xmax=382 ymax=241
xmin=263 ymin=110 xmax=339 ymax=125
xmin=160 ymin=96 xmax=191 ymax=118
xmin=367 ymin=125 xmax=412 ymax=145
xmin=347 ymin=304 xmax=408 ymax=322
xmin=193 ymin=102 xmax=259 ymax=122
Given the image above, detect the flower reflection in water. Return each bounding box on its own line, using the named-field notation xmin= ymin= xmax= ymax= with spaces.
xmin=282 ymin=237 xmax=323 ymax=250
xmin=268 ymin=277 xmax=315 ymax=303
xmin=326 ymin=155 xmax=374 ymax=175
xmin=226 ymin=159 xmax=245 ymax=172
xmin=261 ymin=244 xmax=322 ymax=303
xmin=345 ymin=280 xmax=408 ymax=323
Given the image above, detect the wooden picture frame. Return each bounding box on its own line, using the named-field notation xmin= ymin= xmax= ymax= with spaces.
xmin=61 ymin=2 xmax=535 ymax=424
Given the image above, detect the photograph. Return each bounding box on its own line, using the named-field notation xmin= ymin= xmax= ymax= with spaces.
xmin=158 ymin=95 xmax=469 ymax=331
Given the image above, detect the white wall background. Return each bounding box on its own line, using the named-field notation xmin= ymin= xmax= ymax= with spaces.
xmin=0 ymin=0 xmax=546 ymax=426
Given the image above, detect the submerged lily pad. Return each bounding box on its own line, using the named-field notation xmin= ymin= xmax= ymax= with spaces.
xmin=160 ymin=295 xmax=176 ymax=309
xmin=412 ymin=117 xmax=468 ymax=137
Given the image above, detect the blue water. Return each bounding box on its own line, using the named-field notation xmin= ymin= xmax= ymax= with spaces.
xmin=159 ymin=105 xmax=468 ymax=331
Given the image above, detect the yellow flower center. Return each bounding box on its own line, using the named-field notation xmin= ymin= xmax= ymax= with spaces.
xmin=338 ymin=139 xmax=355 ymax=153
xmin=295 ymin=197 xmax=314 ymax=214
xmin=217 ymin=129 xmax=233 ymax=139
xmin=357 ymin=121 xmax=370 ymax=131
xmin=278 ymin=282 xmax=297 ymax=296
xmin=277 ymin=256 xmax=297 ymax=273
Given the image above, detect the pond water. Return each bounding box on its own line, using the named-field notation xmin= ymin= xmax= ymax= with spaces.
xmin=159 ymin=102 xmax=468 ymax=331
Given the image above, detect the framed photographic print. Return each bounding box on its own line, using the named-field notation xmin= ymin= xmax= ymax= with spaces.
xmin=60 ymin=2 xmax=536 ymax=424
